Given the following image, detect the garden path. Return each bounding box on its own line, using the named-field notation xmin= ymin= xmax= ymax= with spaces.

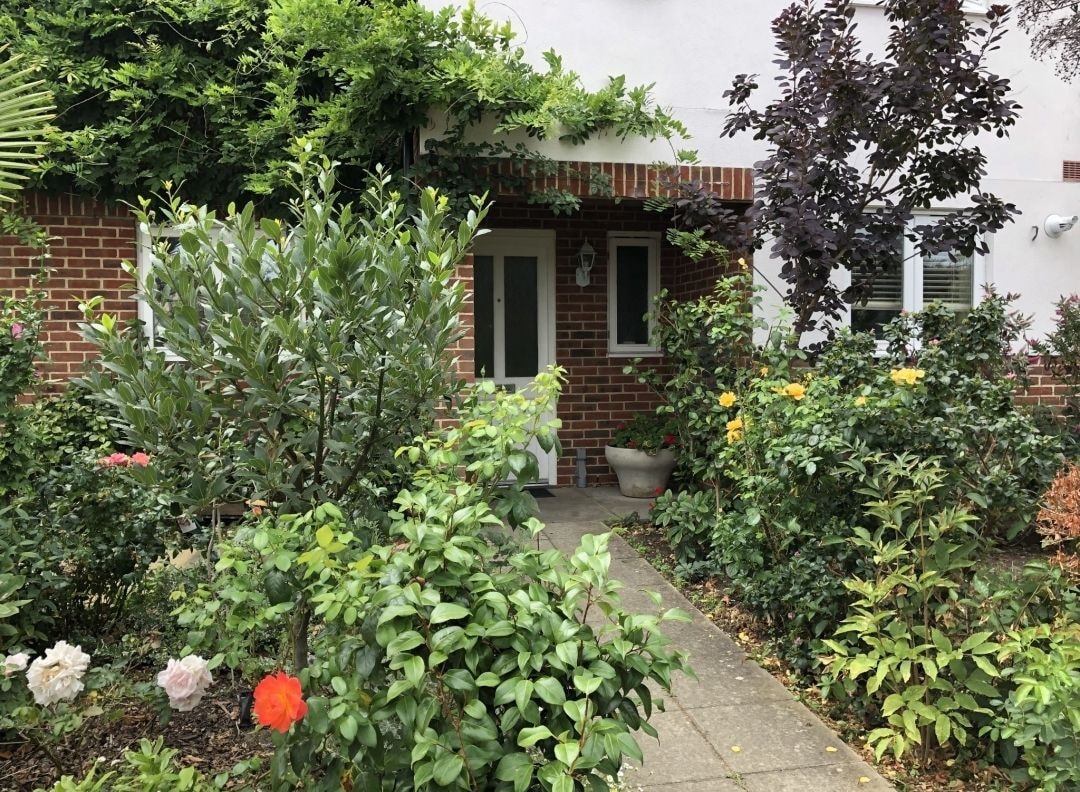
xmin=535 ymin=487 xmax=894 ymax=792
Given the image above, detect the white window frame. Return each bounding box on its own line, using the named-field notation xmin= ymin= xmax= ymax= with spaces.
xmin=607 ymin=233 xmax=661 ymax=357
xmin=136 ymin=221 xmax=243 ymax=359
xmin=848 ymin=215 xmax=987 ymax=345
xmin=136 ymin=224 xmax=187 ymax=359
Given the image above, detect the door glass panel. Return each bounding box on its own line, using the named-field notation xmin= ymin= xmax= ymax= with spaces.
xmin=922 ymin=249 xmax=974 ymax=314
xmin=616 ymin=245 xmax=650 ymax=345
xmin=473 ymin=255 xmax=494 ymax=378
xmin=503 ymin=256 xmax=539 ymax=377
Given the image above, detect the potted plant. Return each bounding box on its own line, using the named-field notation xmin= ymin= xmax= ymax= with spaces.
xmin=605 ymin=413 xmax=678 ymax=497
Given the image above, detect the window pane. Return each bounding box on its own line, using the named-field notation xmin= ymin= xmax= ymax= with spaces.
xmin=148 ymin=235 xmax=184 ymax=349
xmin=616 ymin=245 xmax=650 ymax=345
xmin=473 ymin=255 xmax=494 ymax=378
xmin=851 ymin=239 xmax=903 ymax=337
xmin=922 ymin=249 xmax=974 ymax=313
xmin=503 ymin=256 xmax=538 ymax=377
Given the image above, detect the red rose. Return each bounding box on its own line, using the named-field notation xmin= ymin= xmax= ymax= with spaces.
xmin=253 ymin=671 xmax=308 ymax=733
xmin=663 ymin=434 xmax=676 ymax=446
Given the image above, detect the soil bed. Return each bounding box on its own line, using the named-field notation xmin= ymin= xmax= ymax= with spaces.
xmin=1 ymin=679 xmax=272 ymax=791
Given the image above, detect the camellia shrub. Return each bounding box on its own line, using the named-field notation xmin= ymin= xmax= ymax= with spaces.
xmin=170 ymin=370 xmax=689 ymax=791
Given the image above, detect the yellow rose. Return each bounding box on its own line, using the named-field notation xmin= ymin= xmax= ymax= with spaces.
xmin=719 ymin=391 xmax=737 ymax=408
xmin=738 ymin=257 xmax=749 ymax=270
xmin=759 ymin=366 xmax=769 ymax=377
xmin=726 ymin=416 xmax=744 ymax=443
xmin=854 ymin=395 xmax=867 ymax=407
xmin=890 ymin=368 xmax=926 ymax=387
xmin=783 ymin=382 xmax=806 ymax=400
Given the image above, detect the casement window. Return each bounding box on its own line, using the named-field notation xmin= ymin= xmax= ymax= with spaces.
xmin=136 ymin=222 xmax=249 ymax=357
xmin=608 ymin=233 xmax=660 ymax=355
xmin=850 ymin=223 xmax=985 ymax=337
xmin=136 ymin=225 xmax=185 ymax=356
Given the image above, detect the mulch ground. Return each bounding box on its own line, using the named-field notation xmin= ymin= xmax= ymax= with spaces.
xmin=1 ymin=680 xmax=272 ymax=791
xmin=616 ymin=518 xmax=1025 ymax=792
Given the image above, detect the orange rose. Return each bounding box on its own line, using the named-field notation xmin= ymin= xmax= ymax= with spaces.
xmin=253 ymin=671 xmax=308 ymax=733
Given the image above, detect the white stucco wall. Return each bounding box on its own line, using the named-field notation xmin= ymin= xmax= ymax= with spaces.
xmin=425 ymin=0 xmax=1080 ymax=335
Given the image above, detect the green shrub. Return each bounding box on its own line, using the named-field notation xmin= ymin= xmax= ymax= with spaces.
xmin=639 ymin=277 xmax=1062 ymax=667
xmin=79 ymin=152 xmax=485 ymax=517
xmin=1031 ymin=294 xmax=1080 ymax=417
xmin=173 ymin=370 xmax=689 ymax=791
xmin=987 ymin=621 xmax=1080 ymax=791
xmin=1 ymin=450 xmax=173 ymax=648
xmin=650 ymin=489 xmax=715 ymax=565
xmin=820 ymin=455 xmax=1000 ymax=765
xmin=44 ymin=737 xmax=259 ymax=791
xmin=0 ymin=274 xmax=47 ymax=498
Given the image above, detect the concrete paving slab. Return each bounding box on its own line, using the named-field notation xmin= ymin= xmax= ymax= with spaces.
xmin=534 ymin=488 xmax=892 ymax=791
xmin=741 ymin=763 xmax=895 ymax=791
xmin=666 ymin=651 xmax=796 ymax=709
xmin=686 ymin=700 xmax=865 ymax=774
xmin=625 ymin=708 xmax=734 ymax=787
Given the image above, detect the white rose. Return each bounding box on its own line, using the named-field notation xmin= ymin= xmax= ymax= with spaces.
xmin=157 ymin=655 xmax=212 ymax=712
xmin=2 ymin=652 xmax=31 ymax=676
xmin=26 ymin=641 xmax=91 ymax=706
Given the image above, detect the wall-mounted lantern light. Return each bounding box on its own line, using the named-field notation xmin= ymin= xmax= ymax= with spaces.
xmin=575 ymin=240 xmax=596 ymax=287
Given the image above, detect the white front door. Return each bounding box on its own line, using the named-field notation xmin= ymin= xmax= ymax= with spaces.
xmin=472 ymin=230 xmax=557 ymax=484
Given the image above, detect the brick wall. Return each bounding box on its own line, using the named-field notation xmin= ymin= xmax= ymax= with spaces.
xmin=1018 ymin=360 xmax=1072 ymax=409
xmin=484 ymin=198 xmax=735 ymax=485
xmin=483 ymin=159 xmax=755 ymax=202
xmin=1 ymin=192 xmax=137 ymax=384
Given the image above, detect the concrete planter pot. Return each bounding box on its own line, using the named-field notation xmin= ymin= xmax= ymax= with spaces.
xmin=604 ymin=445 xmax=676 ymax=498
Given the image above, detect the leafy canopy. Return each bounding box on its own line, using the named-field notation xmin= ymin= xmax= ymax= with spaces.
xmin=0 ymin=0 xmax=684 ymax=211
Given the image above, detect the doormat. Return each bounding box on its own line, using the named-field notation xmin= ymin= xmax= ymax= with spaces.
xmin=528 ymin=487 xmax=555 ymax=498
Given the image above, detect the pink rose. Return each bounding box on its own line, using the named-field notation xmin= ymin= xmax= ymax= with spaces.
xmin=157 ymin=655 xmax=212 ymax=712
xmin=98 ymin=452 xmax=131 ymax=467
xmin=10 ymin=323 xmax=24 ymax=339
xmin=130 ymin=452 xmax=151 ymax=467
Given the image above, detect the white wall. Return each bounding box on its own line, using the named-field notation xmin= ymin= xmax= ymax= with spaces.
xmin=425 ymin=0 xmax=1080 ymax=335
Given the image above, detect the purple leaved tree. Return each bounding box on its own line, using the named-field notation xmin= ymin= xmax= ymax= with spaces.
xmin=720 ymin=0 xmax=1020 ymax=344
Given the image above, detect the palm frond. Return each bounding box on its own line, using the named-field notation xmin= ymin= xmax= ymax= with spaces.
xmin=0 ymin=46 xmax=55 ymax=205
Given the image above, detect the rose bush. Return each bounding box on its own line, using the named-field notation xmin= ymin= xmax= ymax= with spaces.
xmin=636 ymin=274 xmax=1063 ymax=668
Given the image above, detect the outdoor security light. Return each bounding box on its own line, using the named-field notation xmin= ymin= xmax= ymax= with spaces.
xmin=575 ymin=240 xmax=597 ymax=287
xmin=1044 ymin=214 xmax=1079 ymax=238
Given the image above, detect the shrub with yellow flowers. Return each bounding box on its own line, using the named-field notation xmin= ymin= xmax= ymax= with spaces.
xmin=636 ymin=279 xmax=1064 ymax=671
